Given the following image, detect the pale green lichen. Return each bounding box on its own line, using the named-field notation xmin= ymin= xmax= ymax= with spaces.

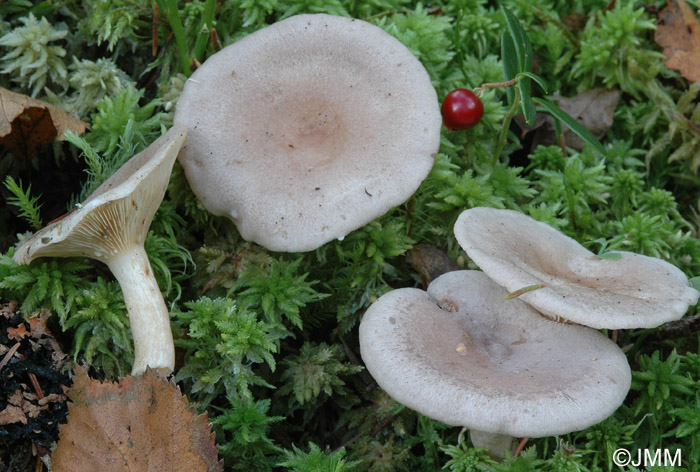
xmin=62 ymin=57 xmax=133 ymax=119
xmin=159 ymin=73 xmax=187 ymax=123
xmin=79 ymin=0 xmax=149 ymax=53
xmin=0 ymin=13 xmax=68 ymax=96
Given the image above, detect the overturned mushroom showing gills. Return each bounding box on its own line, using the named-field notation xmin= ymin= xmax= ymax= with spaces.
xmin=174 ymin=13 xmax=441 ymax=252
xmin=454 ymin=207 xmax=700 ymax=329
xmin=13 ymin=125 xmax=188 ymax=375
xmin=359 ymin=270 xmax=631 ymax=459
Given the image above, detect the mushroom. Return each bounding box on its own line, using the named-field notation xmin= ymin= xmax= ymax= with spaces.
xmin=174 ymin=13 xmax=441 ymax=252
xmin=358 ymin=270 xmax=631 ymax=459
xmin=454 ymin=207 xmax=700 ymax=329
xmin=13 ymin=125 xmax=188 ymax=375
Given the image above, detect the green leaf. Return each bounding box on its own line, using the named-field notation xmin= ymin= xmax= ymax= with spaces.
xmin=518 ymin=71 xmax=548 ymax=94
xmin=518 ymin=78 xmax=536 ymax=125
xmin=532 ymin=97 xmax=607 ymax=156
xmin=501 ymin=31 xmax=517 ymax=106
xmin=597 ymin=252 xmax=622 ymax=260
xmin=501 ymin=6 xmax=532 ymax=73
xmin=192 ymin=0 xmax=217 ymax=62
xmin=690 ymin=276 xmax=700 ymax=292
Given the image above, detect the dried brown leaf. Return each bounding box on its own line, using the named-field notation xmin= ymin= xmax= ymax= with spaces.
xmin=407 ymin=245 xmax=460 ymax=286
xmin=7 ymin=324 xmax=29 ymax=341
xmin=52 ymin=366 xmax=223 ymax=472
xmin=0 ymin=86 xmax=88 ymax=160
xmin=0 ymin=404 xmax=27 ymax=425
xmin=30 ymin=309 xmax=67 ymax=366
xmin=0 ymin=388 xmax=58 ymax=424
xmin=555 ymin=88 xmax=620 ymax=135
xmin=521 ymin=88 xmax=619 ymax=151
xmin=655 ymin=0 xmax=700 ymax=81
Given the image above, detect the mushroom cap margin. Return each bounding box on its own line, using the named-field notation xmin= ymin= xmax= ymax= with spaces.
xmin=13 ymin=125 xmax=188 ymax=265
xmin=454 ymin=207 xmax=700 ymax=329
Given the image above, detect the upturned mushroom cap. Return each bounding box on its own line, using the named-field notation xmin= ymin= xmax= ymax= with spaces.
xmin=13 ymin=125 xmax=187 ymax=375
xmin=359 ymin=270 xmax=631 ymax=438
xmin=14 ymin=125 xmax=187 ymax=264
xmin=454 ymin=207 xmax=700 ymax=329
xmin=174 ymin=14 xmax=441 ymax=252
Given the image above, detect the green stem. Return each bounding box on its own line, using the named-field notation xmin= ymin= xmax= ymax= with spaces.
xmin=491 ymin=86 xmax=521 ymax=165
xmin=192 ymin=0 xmax=217 ymax=62
xmin=165 ymin=0 xmax=192 ymax=76
xmin=453 ymin=9 xmax=470 ymax=83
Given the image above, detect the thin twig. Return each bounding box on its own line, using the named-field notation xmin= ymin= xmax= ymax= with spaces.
xmin=152 ymin=3 xmax=160 ymax=57
xmin=478 ymin=78 xmax=518 ymax=90
xmin=210 ymin=27 xmax=221 ymax=52
xmin=28 ymin=372 xmax=45 ymax=399
xmin=514 ymin=437 xmax=530 ymax=456
xmin=0 ymin=342 xmax=21 ymax=372
xmin=677 ymin=113 xmax=700 ymax=136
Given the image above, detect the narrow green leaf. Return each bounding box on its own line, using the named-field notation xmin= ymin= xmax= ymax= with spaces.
xmin=532 ymin=97 xmax=607 ymax=156
xmin=505 ymin=284 xmax=546 ymax=300
xmin=518 ymin=72 xmax=548 ymax=94
xmin=501 ymin=31 xmax=517 ymax=106
xmin=597 ymin=252 xmax=622 ymax=261
xmin=518 ymin=78 xmax=536 ymax=125
xmin=690 ymin=276 xmax=700 ymax=292
xmin=192 ymin=0 xmax=217 ymax=62
xmin=501 ymin=6 xmax=532 ymax=73
xmin=165 ymin=0 xmax=192 ymax=76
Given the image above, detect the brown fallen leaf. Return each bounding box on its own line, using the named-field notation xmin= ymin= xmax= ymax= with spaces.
xmin=520 ymin=88 xmax=620 ymax=152
xmin=52 ymin=366 xmax=223 ymax=472
xmin=655 ymin=0 xmax=700 ymax=82
xmin=0 ymin=404 xmax=27 ymax=425
xmin=7 ymin=324 xmax=29 ymax=341
xmin=30 ymin=308 xmax=67 ymax=366
xmin=1 ymin=303 xmax=70 ymax=451
xmin=555 ymin=88 xmax=620 ymax=147
xmin=0 ymin=86 xmax=88 ymax=160
xmin=407 ymin=244 xmax=460 ymax=288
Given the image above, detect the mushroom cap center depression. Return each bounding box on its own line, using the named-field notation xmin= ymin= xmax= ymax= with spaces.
xmin=250 ymin=86 xmax=350 ymax=173
xmin=175 ymin=14 xmax=441 ymax=252
xmin=398 ymin=294 xmax=606 ymax=397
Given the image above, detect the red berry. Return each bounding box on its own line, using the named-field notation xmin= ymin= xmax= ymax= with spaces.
xmin=441 ymin=88 xmax=484 ymax=130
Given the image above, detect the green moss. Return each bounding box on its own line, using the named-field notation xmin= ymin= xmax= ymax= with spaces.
xmin=0 ymin=13 xmax=68 ymax=96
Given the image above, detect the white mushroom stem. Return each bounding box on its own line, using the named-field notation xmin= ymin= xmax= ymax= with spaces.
xmin=469 ymin=430 xmax=516 ymax=460
xmin=12 ymin=126 xmax=188 ymax=377
xmin=107 ymin=245 xmax=174 ymax=375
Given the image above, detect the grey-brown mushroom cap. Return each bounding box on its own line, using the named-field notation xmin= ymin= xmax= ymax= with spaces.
xmin=13 ymin=125 xmax=188 ymax=265
xmin=174 ymin=14 xmax=441 ymax=252
xmin=454 ymin=207 xmax=700 ymax=329
xmin=359 ymin=270 xmax=631 ymax=438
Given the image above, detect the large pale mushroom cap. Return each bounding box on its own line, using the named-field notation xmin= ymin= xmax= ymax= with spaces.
xmin=14 ymin=125 xmax=188 ymax=265
xmin=454 ymin=207 xmax=700 ymax=329
xmin=359 ymin=270 xmax=631 ymax=437
xmin=174 ymin=14 xmax=441 ymax=252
